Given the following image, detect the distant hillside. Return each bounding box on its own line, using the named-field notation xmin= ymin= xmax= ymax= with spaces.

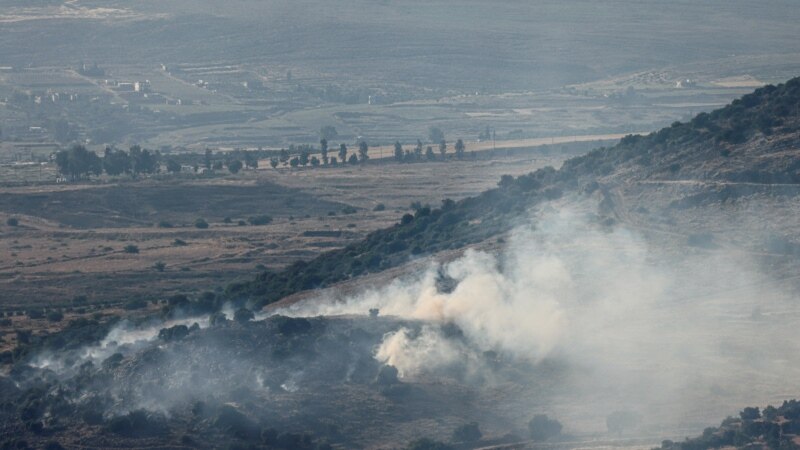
xmin=661 ymin=400 xmax=800 ymax=450
xmin=563 ymin=77 xmax=800 ymax=183
xmin=227 ymin=77 xmax=800 ymax=309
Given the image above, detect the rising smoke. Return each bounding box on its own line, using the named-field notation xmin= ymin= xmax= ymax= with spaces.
xmin=277 ymin=202 xmax=800 ymax=431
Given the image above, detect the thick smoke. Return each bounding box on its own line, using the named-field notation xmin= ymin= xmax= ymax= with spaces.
xmin=278 ymin=202 xmax=800 ymax=431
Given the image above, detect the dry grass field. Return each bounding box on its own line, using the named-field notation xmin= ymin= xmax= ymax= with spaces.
xmin=0 ymin=146 xmax=577 ymax=352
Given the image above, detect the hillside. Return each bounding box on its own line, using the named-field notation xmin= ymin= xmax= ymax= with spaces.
xmin=2 ymin=78 xmax=800 ymax=450
xmin=661 ymin=401 xmax=800 ymax=450
xmin=227 ymin=77 xmax=800 ymax=310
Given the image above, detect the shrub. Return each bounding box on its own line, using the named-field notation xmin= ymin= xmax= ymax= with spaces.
xmin=123 ymin=244 xmax=139 ymax=254
xmin=194 ymin=218 xmax=209 ymax=229
xmin=234 ymin=308 xmax=255 ymax=323
xmin=373 ymin=203 xmax=386 ymax=212
xmin=46 ymin=311 xmax=64 ymax=322
xmin=157 ymin=220 xmax=173 ymax=228
xmin=376 ymin=365 xmax=399 ymax=386
xmin=342 ymin=206 xmax=357 ymax=215
xmin=271 ymin=315 xmax=311 ymax=335
xmin=27 ymin=310 xmax=44 ymax=320
xmin=173 ymin=239 xmax=187 ymax=246
xmin=158 ymin=324 xmax=189 ymax=341
xmin=153 ymin=261 xmax=166 ymax=272
xmin=6 ymin=217 xmax=19 ymax=227
xmin=248 ymin=215 xmax=273 ymax=226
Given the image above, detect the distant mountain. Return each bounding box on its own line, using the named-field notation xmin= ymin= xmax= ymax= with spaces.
xmin=228 ymin=77 xmax=800 ymax=309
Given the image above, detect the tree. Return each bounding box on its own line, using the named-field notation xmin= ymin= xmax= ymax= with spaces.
xmin=228 ymin=159 xmax=243 ymax=174
xmin=454 ymin=139 xmax=465 ymax=159
xmin=194 ymin=218 xmax=209 ymax=229
xmin=248 ymin=215 xmax=272 ymax=225
xmin=244 ymin=152 xmax=258 ymax=169
xmin=452 ymin=422 xmax=482 ymax=443
xmin=129 ymin=145 xmax=159 ymax=177
xmin=103 ymin=147 xmax=131 ymax=176
xmin=6 ymin=217 xmax=19 ymax=227
xmin=394 ymin=141 xmax=404 ymax=162
xmin=166 ymin=159 xmax=181 ymax=174
xmin=290 ymin=157 xmax=300 ymax=168
xmin=376 ymin=365 xmax=399 ymax=385
xmin=528 ymin=415 xmax=562 ymax=441
xmin=55 ymin=144 xmax=102 ymax=180
xmin=311 ymin=156 xmax=320 ymax=167
xmin=425 ymin=146 xmax=435 ymax=160
xmin=413 ymin=139 xmax=423 ymax=160
xmin=358 ymin=141 xmax=369 ymax=161
xmin=428 ymin=126 xmax=445 ymax=144
xmin=269 ymin=157 xmax=279 ymax=169
xmin=348 ymin=153 xmax=359 ymax=165
xmin=299 ymin=151 xmax=310 ymax=166
xmin=320 ymin=138 xmax=329 ymax=164
xmin=740 ymin=407 xmax=761 ymax=421
xmin=439 ymin=139 xmax=447 ymax=157
xmin=279 ymin=148 xmax=290 ymax=166
xmin=338 ymin=143 xmax=347 ymax=162
xmin=234 ymin=307 xmax=255 ymax=323
xmin=320 ymin=125 xmax=338 ymax=141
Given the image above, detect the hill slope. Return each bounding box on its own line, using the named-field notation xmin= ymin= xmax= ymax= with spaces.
xmin=228 ymin=77 xmax=800 ymax=310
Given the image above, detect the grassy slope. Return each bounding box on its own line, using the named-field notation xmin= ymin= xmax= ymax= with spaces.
xmin=228 ymin=77 xmax=800 ymax=309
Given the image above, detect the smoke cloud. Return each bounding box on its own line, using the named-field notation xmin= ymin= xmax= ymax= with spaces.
xmin=278 ymin=202 xmax=800 ymax=431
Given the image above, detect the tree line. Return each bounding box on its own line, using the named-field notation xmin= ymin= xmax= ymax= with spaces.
xmin=55 ymin=144 xmax=161 ymax=180
xmin=53 ymin=127 xmax=469 ymax=181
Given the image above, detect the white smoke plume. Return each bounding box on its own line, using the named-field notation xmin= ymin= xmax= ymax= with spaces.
xmin=277 ymin=203 xmax=800 ymax=431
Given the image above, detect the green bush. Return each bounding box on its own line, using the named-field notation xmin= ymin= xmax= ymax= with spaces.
xmin=194 ymin=218 xmax=209 ymax=229
xmin=6 ymin=217 xmax=19 ymax=227
xmin=123 ymin=244 xmax=139 ymax=254
xmin=248 ymin=215 xmax=273 ymax=226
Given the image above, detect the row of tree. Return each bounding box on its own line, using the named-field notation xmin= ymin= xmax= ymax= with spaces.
xmin=54 ymin=136 xmax=468 ymax=181
xmin=55 ymin=145 xmax=161 ymax=180
xmin=392 ymin=139 xmax=465 ymax=162
xmin=268 ymin=140 xmax=370 ymax=168
xmin=267 ymin=138 xmax=466 ymax=169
